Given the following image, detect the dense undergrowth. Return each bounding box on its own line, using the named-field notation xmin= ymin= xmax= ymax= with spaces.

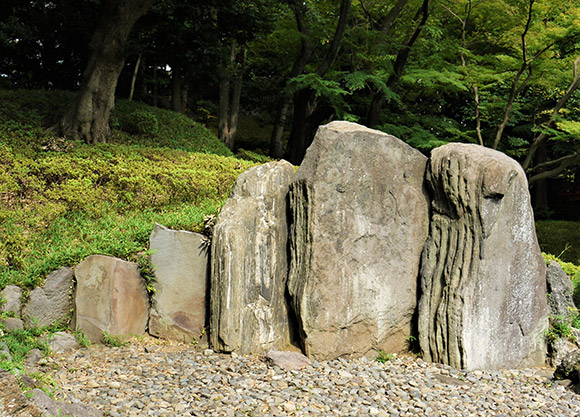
xmin=0 ymin=89 xmax=256 ymax=290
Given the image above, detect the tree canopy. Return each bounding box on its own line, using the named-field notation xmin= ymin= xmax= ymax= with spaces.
xmin=1 ymin=0 xmax=578 ymax=214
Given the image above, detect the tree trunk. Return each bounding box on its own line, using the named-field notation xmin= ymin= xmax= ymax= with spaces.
xmin=218 ymin=41 xmax=245 ymax=150
xmin=532 ymin=141 xmax=549 ymax=213
xmin=269 ymin=0 xmax=313 ymax=158
xmin=128 ymin=55 xmax=141 ymax=101
xmin=269 ymin=100 xmax=290 ymax=158
xmin=365 ymin=0 xmax=430 ymax=128
xmin=152 ymin=62 xmax=158 ymax=107
xmin=285 ymin=89 xmax=314 ymax=164
xmin=218 ymin=77 xmax=231 ymax=145
xmin=59 ymin=0 xmax=152 ymax=143
xmin=284 ymin=0 xmax=352 ymax=164
xmin=172 ymin=66 xmax=185 ymax=113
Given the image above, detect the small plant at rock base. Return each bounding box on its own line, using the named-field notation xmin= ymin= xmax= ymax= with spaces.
xmin=73 ymin=330 xmax=91 ymax=348
xmin=545 ymin=315 xmax=576 ymax=343
xmin=376 ymin=350 xmax=394 ymax=363
xmin=102 ymin=332 xmax=127 ymax=348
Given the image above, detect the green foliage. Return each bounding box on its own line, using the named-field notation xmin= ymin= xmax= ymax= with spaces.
xmin=537 ymin=221 xmax=580 ymax=265
xmin=236 ymin=149 xmax=273 ymax=164
xmin=73 ymin=330 xmax=91 ymax=349
xmin=0 ymin=318 xmax=62 ymax=373
xmin=546 ymin=315 xmax=576 ymax=344
xmin=102 ymin=332 xmax=128 ymax=348
xmin=0 ymin=90 xmax=257 ymax=290
xmin=128 ymin=251 xmax=157 ymax=296
xmin=376 ymin=350 xmax=394 ymax=363
xmin=119 ymin=110 xmax=159 ymax=136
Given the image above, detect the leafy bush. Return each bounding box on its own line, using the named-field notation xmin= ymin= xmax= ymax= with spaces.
xmin=0 ymin=89 xmax=256 ymax=290
xmin=120 ymin=110 xmax=159 ymax=135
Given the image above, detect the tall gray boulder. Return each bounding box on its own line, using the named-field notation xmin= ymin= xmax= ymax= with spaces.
xmin=149 ymin=223 xmax=208 ymax=342
xmin=288 ymin=121 xmax=430 ymax=360
xmin=210 ymin=160 xmax=295 ymax=354
xmin=22 ymin=267 xmax=74 ymax=328
xmin=418 ymin=143 xmax=548 ymax=370
xmin=74 ymin=255 xmax=149 ymax=343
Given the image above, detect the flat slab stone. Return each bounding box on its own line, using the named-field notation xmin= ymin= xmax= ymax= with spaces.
xmin=74 ymin=255 xmax=149 ymax=343
xmin=288 ymin=121 xmax=429 ymax=360
xmin=149 ymin=223 xmax=208 ymax=342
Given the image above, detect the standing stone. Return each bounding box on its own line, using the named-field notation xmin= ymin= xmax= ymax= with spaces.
xmin=22 ymin=267 xmax=74 ymax=328
xmin=0 ymin=285 xmax=22 ymax=314
xmin=418 ymin=143 xmax=548 ymax=370
xmin=546 ymin=261 xmax=576 ymax=321
xmin=149 ymin=223 xmax=208 ymax=342
xmin=74 ymin=255 xmax=149 ymax=343
xmin=210 ymin=160 xmax=295 ymax=354
xmin=288 ymin=121 xmax=429 ymax=360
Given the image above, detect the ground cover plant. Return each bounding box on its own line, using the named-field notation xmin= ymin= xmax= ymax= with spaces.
xmin=0 ymin=89 xmax=256 ymax=290
xmin=536 ymin=220 xmax=580 ymax=265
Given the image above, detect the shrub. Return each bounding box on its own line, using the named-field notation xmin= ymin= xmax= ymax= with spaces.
xmin=120 ymin=110 xmax=159 ymax=136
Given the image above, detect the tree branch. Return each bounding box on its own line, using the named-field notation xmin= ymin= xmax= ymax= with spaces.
xmin=529 ymin=153 xmax=580 ymax=184
xmin=491 ymin=0 xmax=535 ymax=149
xmin=316 ymin=0 xmax=352 ymax=77
xmin=522 ymin=56 xmax=580 ymax=169
xmin=528 ymin=153 xmax=580 ymax=173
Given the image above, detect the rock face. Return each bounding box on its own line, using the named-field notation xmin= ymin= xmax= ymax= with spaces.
xmin=418 ymin=143 xmax=548 ymax=370
xmin=546 ymin=261 xmax=576 ymax=321
xmin=28 ymin=389 xmax=103 ymax=417
xmin=0 ymin=285 xmax=22 ymax=314
xmin=210 ymin=160 xmax=295 ymax=354
xmin=0 ymin=369 xmax=42 ymax=417
xmin=555 ymin=348 xmax=580 ymax=383
xmin=22 ymin=267 xmax=73 ymax=328
xmin=287 ymin=121 xmax=429 ymax=360
xmin=74 ymin=255 xmax=149 ymax=343
xmin=149 ymin=223 xmax=209 ymax=342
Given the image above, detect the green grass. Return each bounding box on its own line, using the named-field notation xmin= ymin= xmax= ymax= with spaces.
xmin=536 ymin=220 xmax=580 ymax=265
xmin=0 ymin=89 xmax=257 ymax=289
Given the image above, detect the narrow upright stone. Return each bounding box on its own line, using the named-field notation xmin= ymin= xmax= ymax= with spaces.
xmin=149 ymin=223 xmax=208 ymax=342
xmin=210 ymin=160 xmax=295 ymax=354
xmin=288 ymin=121 xmax=429 ymax=360
xmin=74 ymin=255 xmax=149 ymax=343
xmin=418 ymin=143 xmax=548 ymax=370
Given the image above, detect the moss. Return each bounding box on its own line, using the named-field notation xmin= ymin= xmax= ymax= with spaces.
xmin=0 ymin=89 xmax=257 ymax=290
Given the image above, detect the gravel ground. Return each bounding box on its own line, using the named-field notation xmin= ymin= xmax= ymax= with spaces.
xmin=46 ymin=339 xmax=580 ymax=417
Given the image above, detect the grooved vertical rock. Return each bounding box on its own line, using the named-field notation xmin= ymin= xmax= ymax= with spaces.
xmin=75 ymin=255 xmax=149 ymax=343
xmin=210 ymin=160 xmax=295 ymax=354
xmin=418 ymin=143 xmax=548 ymax=370
xmin=149 ymin=224 xmax=208 ymax=342
xmin=288 ymin=121 xmax=429 ymax=360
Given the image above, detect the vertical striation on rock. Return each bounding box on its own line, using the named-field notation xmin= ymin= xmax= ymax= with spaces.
xmin=418 ymin=143 xmax=548 ymax=370
xmin=74 ymin=255 xmax=149 ymax=343
xmin=149 ymin=223 xmax=208 ymax=342
xmin=288 ymin=121 xmax=430 ymax=360
xmin=210 ymin=160 xmax=295 ymax=354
